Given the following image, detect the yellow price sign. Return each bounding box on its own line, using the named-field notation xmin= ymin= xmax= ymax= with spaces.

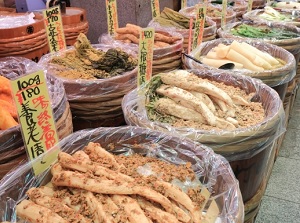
xmin=10 ymin=70 xmax=60 ymax=175
xmin=247 ymin=0 xmax=253 ymax=12
xmin=192 ymin=5 xmax=206 ymax=50
xmin=151 ymin=0 xmax=160 ymax=18
xmin=106 ymin=0 xmax=119 ymax=35
xmin=43 ymin=6 xmax=66 ymax=52
xmin=221 ymin=0 xmax=227 ymax=28
xmin=137 ymin=28 xmax=155 ymax=87
xmin=181 ymin=0 xmax=187 ymax=9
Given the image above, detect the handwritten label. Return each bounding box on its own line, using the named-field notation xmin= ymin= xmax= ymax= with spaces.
xmin=151 ymin=0 xmax=160 ymax=18
xmin=247 ymin=0 xmax=253 ymax=12
xmin=11 ymin=70 xmax=60 ymax=175
xmin=106 ymin=0 xmax=119 ymax=35
xmin=137 ymin=28 xmax=155 ymax=87
xmin=221 ymin=0 xmax=227 ymax=28
xmin=181 ymin=0 xmax=187 ymax=9
xmin=43 ymin=6 xmax=66 ymax=52
xmin=188 ymin=17 xmax=194 ymax=54
xmin=192 ymin=5 xmax=206 ymax=50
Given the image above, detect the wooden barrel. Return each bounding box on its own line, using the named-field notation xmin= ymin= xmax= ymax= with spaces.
xmin=0 ymin=13 xmax=49 ymax=62
xmin=122 ymin=69 xmax=285 ymax=203
xmin=62 ymin=7 xmax=89 ymax=46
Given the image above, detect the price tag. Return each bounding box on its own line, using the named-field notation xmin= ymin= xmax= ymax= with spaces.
xmin=221 ymin=0 xmax=227 ymax=28
xmin=10 ymin=70 xmax=60 ymax=175
xmin=247 ymin=0 xmax=253 ymax=12
xmin=106 ymin=0 xmax=119 ymax=35
xmin=137 ymin=27 xmax=155 ymax=87
xmin=151 ymin=0 xmax=160 ymax=18
xmin=43 ymin=6 xmax=66 ymax=52
xmin=181 ymin=0 xmax=187 ymax=9
xmin=192 ymin=5 xmax=206 ymax=50
xmin=188 ymin=17 xmax=194 ymax=53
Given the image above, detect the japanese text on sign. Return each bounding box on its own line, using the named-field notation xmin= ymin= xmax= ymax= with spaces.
xmin=106 ymin=0 xmax=119 ymax=35
xmin=192 ymin=5 xmax=206 ymax=50
xmin=43 ymin=6 xmax=66 ymax=52
xmin=11 ymin=70 xmax=60 ymax=175
xmin=138 ymin=28 xmax=155 ymax=87
xmin=151 ymin=0 xmax=160 ymax=18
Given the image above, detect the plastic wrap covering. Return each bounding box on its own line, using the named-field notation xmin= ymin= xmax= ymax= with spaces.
xmin=99 ymin=28 xmax=184 ymax=74
xmin=38 ymin=44 xmax=138 ymax=127
xmin=122 ymin=69 xmax=285 ymax=202
xmin=243 ymin=8 xmax=300 ymax=27
xmin=0 ymin=57 xmax=71 ymax=179
xmin=0 ymin=12 xmax=35 ymax=28
xmin=217 ymin=21 xmax=300 ymax=57
xmin=122 ymin=69 xmax=285 ymax=161
xmin=0 ymin=126 xmax=244 ymax=223
xmin=148 ymin=17 xmax=217 ymax=51
xmin=266 ymin=1 xmax=300 ymax=12
xmin=179 ymin=4 xmax=236 ymax=28
xmin=183 ymin=38 xmax=296 ymax=87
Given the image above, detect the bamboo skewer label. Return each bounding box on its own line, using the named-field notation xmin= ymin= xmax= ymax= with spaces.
xmin=192 ymin=5 xmax=206 ymax=51
xmin=221 ymin=0 xmax=228 ymax=28
xmin=43 ymin=6 xmax=66 ymax=52
xmin=10 ymin=70 xmax=60 ymax=175
xmin=106 ymin=0 xmax=119 ymax=35
xmin=151 ymin=0 xmax=160 ymax=18
xmin=137 ymin=28 xmax=155 ymax=88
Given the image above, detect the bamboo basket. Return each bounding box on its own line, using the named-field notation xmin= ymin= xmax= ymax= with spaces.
xmin=122 ymin=69 xmax=285 ymax=203
xmin=243 ymin=139 xmax=276 ymax=222
xmin=0 ymin=57 xmax=73 ymax=179
xmin=38 ymin=44 xmax=138 ymax=130
xmin=183 ymin=38 xmax=296 ymax=100
xmin=0 ymin=126 xmax=244 ymax=223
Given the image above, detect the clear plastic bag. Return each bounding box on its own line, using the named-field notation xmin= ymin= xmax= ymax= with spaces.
xmin=183 ymin=38 xmax=296 ymax=87
xmin=38 ymin=44 xmax=138 ymax=102
xmin=179 ymin=4 xmax=237 ymax=28
xmin=243 ymin=8 xmax=300 ymax=27
xmin=217 ymin=21 xmax=300 ymax=56
xmin=122 ymin=69 xmax=285 ymax=161
xmin=0 ymin=126 xmax=244 ymax=223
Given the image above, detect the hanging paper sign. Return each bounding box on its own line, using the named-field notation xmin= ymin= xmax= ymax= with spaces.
xmin=137 ymin=27 xmax=155 ymax=87
xmin=221 ymin=0 xmax=228 ymax=28
xmin=151 ymin=0 xmax=160 ymax=18
xmin=106 ymin=0 xmax=119 ymax=35
xmin=43 ymin=6 xmax=66 ymax=52
xmin=247 ymin=0 xmax=253 ymax=12
xmin=10 ymin=70 xmax=60 ymax=175
xmin=192 ymin=5 xmax=206 ymax=50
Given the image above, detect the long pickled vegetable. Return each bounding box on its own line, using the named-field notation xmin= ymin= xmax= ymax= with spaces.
xmin=230 ymin=24 xmax=300 ymax=39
